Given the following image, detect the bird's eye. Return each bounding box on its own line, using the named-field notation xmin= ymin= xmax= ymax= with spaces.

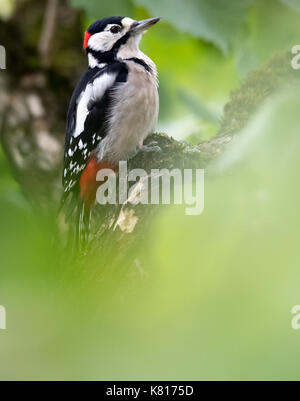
xmin=110 ymin=25 xmax=121 ymax=34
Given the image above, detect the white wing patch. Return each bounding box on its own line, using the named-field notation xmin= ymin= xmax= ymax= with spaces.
xmin=64 ymin=70 xmax=119 ymax=194
xmin=73 ymin=72 xmax=117 ymax=138
xmin=73 ymin=86 xmax=92 ymax=138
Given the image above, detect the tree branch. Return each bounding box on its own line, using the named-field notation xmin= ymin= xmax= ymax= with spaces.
xmin=38 ymin=0 xmax=58 ymax=68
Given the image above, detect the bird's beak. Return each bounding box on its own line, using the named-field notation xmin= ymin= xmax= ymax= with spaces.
xmin=130 ymin=17 xmax=160 ymax=34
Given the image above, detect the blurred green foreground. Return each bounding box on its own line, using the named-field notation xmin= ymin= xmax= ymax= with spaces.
xmin=0 ymin=87 xmax=300 ymax=380
xmin=1 ymin=0 xmax=300 ymax=381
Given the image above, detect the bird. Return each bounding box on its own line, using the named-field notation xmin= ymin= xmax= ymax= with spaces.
xmin=61 ymin=16 xmax=160 ymax=249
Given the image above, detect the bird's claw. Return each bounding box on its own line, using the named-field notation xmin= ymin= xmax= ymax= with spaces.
xmin=141 ymin=141 xmax=162 ymax=153
xmin=129 ymin=141 xmax=162 ymax=159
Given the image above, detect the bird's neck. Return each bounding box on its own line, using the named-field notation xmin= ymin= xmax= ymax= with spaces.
xmin=117 ymin=37 xmax=157 ymax=78
xmin=87 ymin=35 xmax=144 ymax=68
xmin=87 ymin=36 xmax=157 ymax=78
xmin=88 ymin=53 xmax=107 ymax=69
xmin=87 ymin=46 xmax=119 ymax=68
xmin=117 ymin=35 xmax=142 ymax=60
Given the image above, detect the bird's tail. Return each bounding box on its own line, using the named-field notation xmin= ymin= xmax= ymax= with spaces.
xmin=77 ymin=202 xmax=91 ymax=252
xmin=59 ymin=192 xmax=91 ymax=255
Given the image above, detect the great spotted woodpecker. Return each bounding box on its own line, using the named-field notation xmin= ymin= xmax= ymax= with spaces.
xmin=61 ymin=16 xmax=160 ymax=246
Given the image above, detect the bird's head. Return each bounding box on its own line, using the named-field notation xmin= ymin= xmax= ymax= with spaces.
xmin=83 ymin=16 xmax=160 ymax=67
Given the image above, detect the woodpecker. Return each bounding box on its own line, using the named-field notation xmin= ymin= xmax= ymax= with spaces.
xmin=61 ymin=16 xmax=160 ymax=247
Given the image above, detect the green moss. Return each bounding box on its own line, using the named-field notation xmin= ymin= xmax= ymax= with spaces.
xmin=220 ymin=53 xmax=300 ymax=136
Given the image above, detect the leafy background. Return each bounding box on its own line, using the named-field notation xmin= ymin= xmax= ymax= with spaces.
xmin=73 ymin=0 xmax=300 ymax=141
xmin=1 ymin=0 xmax=300 ymax=380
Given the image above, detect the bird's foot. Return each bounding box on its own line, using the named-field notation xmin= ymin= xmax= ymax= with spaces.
xmin=140 ymin=141 xmax=162 ymax=153
xmin=129 ymin=141 xmax=162 ymax=160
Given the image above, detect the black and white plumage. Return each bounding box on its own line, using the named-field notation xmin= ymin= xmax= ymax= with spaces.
xmin=61 ymin=16 xmax=160 ymax=246
xmin=63 ymin=61 xmax=128 ymax=194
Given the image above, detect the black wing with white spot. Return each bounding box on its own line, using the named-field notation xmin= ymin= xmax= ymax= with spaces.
xmin=62 ymin=62 xmax=128 ymax=198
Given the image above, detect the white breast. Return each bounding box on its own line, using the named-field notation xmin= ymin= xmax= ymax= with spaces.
xmin=97 ymin=59 xmax=159 ymax=163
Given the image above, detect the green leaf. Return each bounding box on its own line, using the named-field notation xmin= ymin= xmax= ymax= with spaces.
xmin=178 ymin=88 xmax=220 ymax=125
xmin=70 ymin=0 xmax=135 ymax=20
xmin=133 ymin=0 xmax=253 ymax=53
xmin=280 ymin=0 xmax=300 ymax=13
xmin=244 ymin=0 xmax=300 ymax=65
